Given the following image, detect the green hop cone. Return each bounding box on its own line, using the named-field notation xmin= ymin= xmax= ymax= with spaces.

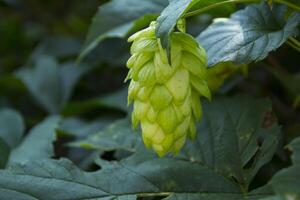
xmin=126 ymin=22 xmax=211 ymax=156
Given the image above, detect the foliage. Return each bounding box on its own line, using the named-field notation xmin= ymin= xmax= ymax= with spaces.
xmin=0 ymin=0 xmax=299 ymax=199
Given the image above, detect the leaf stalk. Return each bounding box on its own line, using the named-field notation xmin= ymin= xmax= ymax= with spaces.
xmin=184 ymin=0 xmax=300 ymax=18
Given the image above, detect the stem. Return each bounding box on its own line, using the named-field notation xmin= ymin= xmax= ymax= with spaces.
xmin=184 ymin=0 xmax=259 ymax=18
xmin=136 ymin=192 xmax=171 ymax=197
xmin=289 ymin=37 xmax=300 ymax=47
xmin=287 ymin=39 xmax=300 ymax=52
xmin=274 ymin=0 xmax=300 ymax=11
xmin=184 ymin=0 xmax=300 ymax=18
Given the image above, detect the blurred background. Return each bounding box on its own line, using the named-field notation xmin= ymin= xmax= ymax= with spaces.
xmin=0 ymin=0 xmax=128 ymax=123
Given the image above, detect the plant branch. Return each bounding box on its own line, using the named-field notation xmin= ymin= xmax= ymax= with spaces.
xmin=289 ymin=37 xmax=300 ymax=47
xmin=287 ymin=40 xmax=300 ymax=52
xmin=184 ymin=0 xmax=300 ymax=18
xmin=274 ymin=0 xmax=300 ymax=11
xmin=184 ymin=0 xmax=259 ymax=18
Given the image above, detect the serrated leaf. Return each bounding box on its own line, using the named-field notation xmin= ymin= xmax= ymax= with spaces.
xmin=79 ymin=0 xmax=167 ymax=61
xmin=16 ymin=56 xmax=88 ymax=114
xmin=0 ymin=96 xmax=282 ymax=199
xmin=8 ymin=116 xmax=61 ymax=165
xmin=0 ymin=156 xmax=241 ymax=200
xmin=198 ymin=2 xmax=300 ymax=66
xmin=71 ymin=95 xmax=280 ymax=191
xmin=156 ymin=0 xmax=198 ymax=52
xmin=71 ymin=118 xmax=141 ymax=152
xmin=181 ymin=95 xmax=280 ymax=189
xmin=0 ymin=109 xmax=24 ymax=149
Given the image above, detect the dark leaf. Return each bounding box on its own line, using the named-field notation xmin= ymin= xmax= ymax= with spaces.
xmin=79 ymin=0 xmax=167 ymax=60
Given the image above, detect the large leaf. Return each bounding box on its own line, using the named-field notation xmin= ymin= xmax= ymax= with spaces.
xmin=198 ymin=2 xmax=300 ymax=66
xmin=79 ymin=0 xmax=167 ymax=60
xmin=0 ymin=155 xmax=242 ymax=200
xmin=0 ymin=109 xmax=24 ymax=149
xmin=156 ymin=0 xmax=198 ymax=52
xmin=8 ymin=116 xmax=61 ymax=165
xmin=71 ymin=118 xmax=141 ymax=152
xmin=0 ymin=96 xmax=282 ymax=199
xmin=180 ymin=95 xmax=280 ymax=189
xmin=16 ymin=56 xmax=88 ymax=114
xmin=72 ymin=95 xmax=280 ymax=191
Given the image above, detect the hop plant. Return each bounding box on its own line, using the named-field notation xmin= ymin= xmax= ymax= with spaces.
xmin=126 ymin=22 xmax=211 ymax=156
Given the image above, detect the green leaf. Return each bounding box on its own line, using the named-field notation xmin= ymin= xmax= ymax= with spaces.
xmin=156 ymin=0 xmax=198 ymax=52
xmin=198 ymin=2 xmax=300 ymax=66
xmin=181 ymin=95 xmax=280 ymax=189
xmin=71 ymin=95 xmax=280 ymax=191
xmin=0 ymin=96 xmax=281 ymax=199
xmin=268 ymin=137 xmax=300 ymax=199
xmin=8 ymin=116 xmax=61 ymax=165
xmin=71 ymin=118 xmax=141 ymax=152
xmin=164 ymin=193 xmax=268 ymax=200
xmin=59 ymin=117 xmax=115 ymax=137
xmin=0 ymin=109 xmax=24 ymax=149
xmin=271 ymin=166 xmax=300 ymax=199
xmin=0 ymin=156 xmax=241 ymax=200
xmin=16 ymin=56 xmax=88 ymax=114
xmin=79 ymin=0 xmax=167 ymax=61
xmin=287 ymin=137 xmax=300 ymax=164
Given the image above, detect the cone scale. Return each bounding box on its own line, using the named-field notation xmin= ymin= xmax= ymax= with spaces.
xmin=126 ymin=22 xmax=210 ymax=156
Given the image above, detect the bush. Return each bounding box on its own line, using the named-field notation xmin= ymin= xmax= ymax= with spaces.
xmin=0 ymin=0 xmax=299 ymax=199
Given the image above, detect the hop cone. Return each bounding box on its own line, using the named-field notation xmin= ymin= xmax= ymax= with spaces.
xmin=126 ymin=22 xmax=211 ymax=156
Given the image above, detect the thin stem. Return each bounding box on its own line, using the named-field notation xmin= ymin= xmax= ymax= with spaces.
xmin=184 ymin=0 xmax=259 ymax=18
xmin=287 ymin=40 xmax=300 ymax=52
xmin=136 ymin=192 xmax=171 ymax=197
xmin=289 ymin=37 xmax=300 ymax=48
xmin=184 ymin=0 xmax=300 ymax=18
xmin=274 ymin=0 xmax=300 ymax=11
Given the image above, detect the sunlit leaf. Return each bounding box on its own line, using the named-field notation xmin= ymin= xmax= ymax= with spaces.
xmin=198 ymin=2 xmax=300 ymax=66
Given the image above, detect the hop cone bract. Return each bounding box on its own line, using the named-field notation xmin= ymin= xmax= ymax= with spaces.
xmin=126 ymin=22 xmax=210 ymax=156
